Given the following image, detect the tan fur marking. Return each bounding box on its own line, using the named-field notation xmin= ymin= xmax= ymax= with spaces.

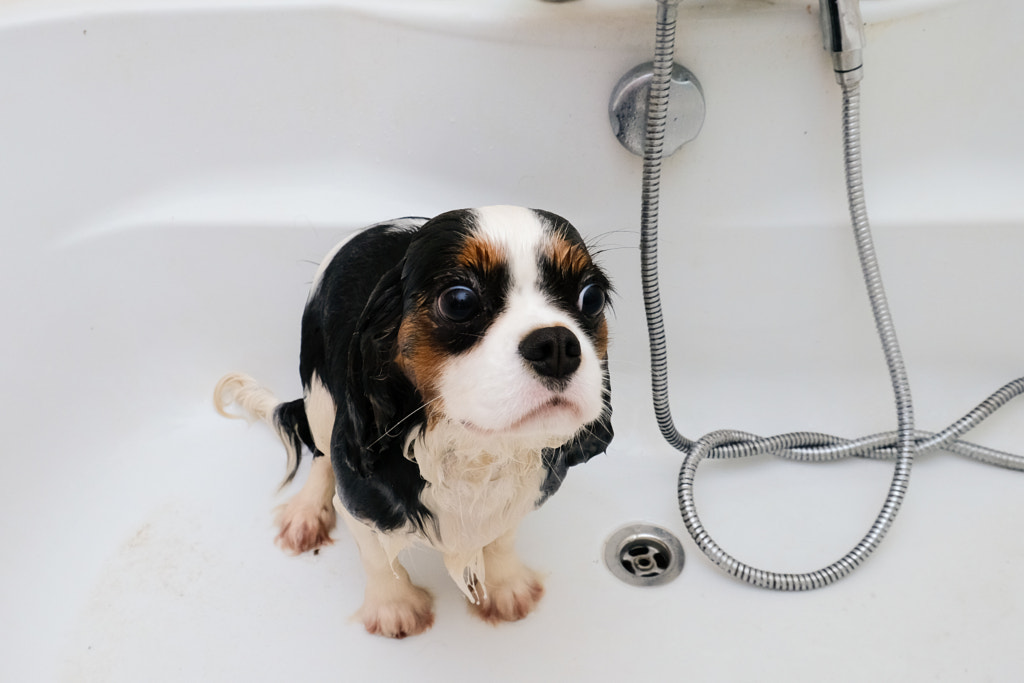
xmin=395 ymin=310 xmax=447 ymax=426
xmin=547 ymin=237 xmax=592 ymax=281
xmin=456 ymin=233 xmax=506 ymax=276
xmin=594 ymin=317 xmax=610 ymax=359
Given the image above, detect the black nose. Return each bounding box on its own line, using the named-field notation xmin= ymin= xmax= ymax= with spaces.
xmin=519 ymin=326 xmax=581 ymax=381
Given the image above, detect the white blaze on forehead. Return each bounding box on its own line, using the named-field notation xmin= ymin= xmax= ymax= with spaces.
xmin=472 ymin=204 xmax=584 ymax=335
xmin=472 ymin=205 xmax=545 ymax=246
xmin=472 ymin=205 xmax=572 ymax=341
xmin=471 ymin=205 xmax=546 ymax=293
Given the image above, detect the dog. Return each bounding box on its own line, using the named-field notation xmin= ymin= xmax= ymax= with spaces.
xmin=214 ymin=206 xmax=613 ymax=638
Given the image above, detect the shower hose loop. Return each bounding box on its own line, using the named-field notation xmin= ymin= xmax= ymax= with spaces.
xmin=641 ymin=0 xmax=1024 ymax=590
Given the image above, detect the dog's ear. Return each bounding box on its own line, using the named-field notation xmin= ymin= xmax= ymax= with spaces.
xmin=563 ymin=359 xmax=614 ymax=466
xmin=339 ymin=261 xmax=420 ymax=477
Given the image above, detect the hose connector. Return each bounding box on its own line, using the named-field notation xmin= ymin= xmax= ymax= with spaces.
xmin=819 ymin=0 xmax=865 ymax=86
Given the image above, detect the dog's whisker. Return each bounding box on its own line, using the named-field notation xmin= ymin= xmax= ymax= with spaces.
xmin=587 ymin=228 xmax=639 ymax=243
xmin=590 ymin=245 xmax=640 ymax=256
xmin=369 ymin=396 xmax=444 ymax=448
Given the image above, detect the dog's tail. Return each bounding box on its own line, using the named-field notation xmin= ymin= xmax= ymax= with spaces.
xmin=214 ymin=372 xmax=315 ymax=488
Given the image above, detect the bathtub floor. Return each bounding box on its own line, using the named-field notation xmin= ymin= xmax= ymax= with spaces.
xmin=8 ymin=364 xmax=1024 ymax=682
xmin=2 ymin=221 xmax=1022 ymax=682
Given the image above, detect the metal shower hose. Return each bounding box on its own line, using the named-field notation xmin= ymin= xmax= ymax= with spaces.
xmin=640 ymin=0 xmax=1024 ymax=590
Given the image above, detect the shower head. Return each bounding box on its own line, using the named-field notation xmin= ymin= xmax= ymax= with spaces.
xmin=819 ymin=0 xmax=865 ymax=85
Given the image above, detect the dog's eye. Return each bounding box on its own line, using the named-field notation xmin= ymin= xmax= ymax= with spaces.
xmin=577 ymin=283 xmax=606 ymax=317
xmin=437 ymin=285 xmax=481 ymax=322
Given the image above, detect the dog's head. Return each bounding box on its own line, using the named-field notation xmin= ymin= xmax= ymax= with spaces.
xmin=347 ymin=206 xmax=612 ymax=474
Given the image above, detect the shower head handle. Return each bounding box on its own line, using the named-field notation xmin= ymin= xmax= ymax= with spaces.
xmin=819 ymin=0 xmax=865 ymax=85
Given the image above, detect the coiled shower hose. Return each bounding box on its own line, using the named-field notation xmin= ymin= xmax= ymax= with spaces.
xmin=641 ymin=0 xmax=1024 ymax=590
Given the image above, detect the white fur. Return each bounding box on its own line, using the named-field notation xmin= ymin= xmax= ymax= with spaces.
xmin=403 ymin=421 xmax=557 ymax=602
xmin=335 ymin=500 xmax=435 ymax=639
xmin=213 ymin=372 xmax=278 ymax=423
xmin=304 ymin=372 xmax=336 ymax=456
xmin=473 ymin=528 xmax=545 ymax=624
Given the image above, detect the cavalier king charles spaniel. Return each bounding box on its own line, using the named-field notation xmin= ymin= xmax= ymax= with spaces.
xmin=215 ymin=206 xmax=613 ymax=638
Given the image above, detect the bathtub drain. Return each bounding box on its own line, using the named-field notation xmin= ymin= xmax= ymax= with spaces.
xmin=604 ymin=524 xmax=684 ymax=587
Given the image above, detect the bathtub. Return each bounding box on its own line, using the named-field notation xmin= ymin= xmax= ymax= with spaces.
xmin=3 ymin=0 xmax=1022 ymax=680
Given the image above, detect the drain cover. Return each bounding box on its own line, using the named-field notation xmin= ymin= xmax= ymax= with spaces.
xmin=604 ymin=524 xmax=685 ymax=587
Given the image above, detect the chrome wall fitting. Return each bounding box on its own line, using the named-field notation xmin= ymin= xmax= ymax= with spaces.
xmin=609 ymin=61 xmax=705 ymax=158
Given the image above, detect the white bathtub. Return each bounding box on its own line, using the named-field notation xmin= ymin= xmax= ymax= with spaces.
xmin=3 ymin=0 xmax=1023 ymax=680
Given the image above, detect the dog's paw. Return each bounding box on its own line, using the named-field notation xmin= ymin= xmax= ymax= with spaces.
xmin=358 ymin=584 xmax=435 ymax=639
xmin=274 ymin=499 xmax=336 ymax=555
xmin=471 ymin=567 xmax=545 ymax=624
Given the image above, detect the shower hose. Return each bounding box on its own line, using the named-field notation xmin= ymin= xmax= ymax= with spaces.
xmin=640 ymin=0 xmax=1024 ymax=590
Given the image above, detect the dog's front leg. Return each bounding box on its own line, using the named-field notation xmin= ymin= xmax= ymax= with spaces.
xmin=334 ymin=501 xmax=434 ymax=639
xmin=470 ymin=528 xmax=545 ymax=624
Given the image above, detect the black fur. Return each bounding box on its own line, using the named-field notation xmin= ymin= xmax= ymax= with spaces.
xmin=538 ymin=360 xmax=614 ymax=505
xmin=300 ymin=221 xmax=434 ymax=533
xmin=273 ymin=398 xmax=317 ymax=486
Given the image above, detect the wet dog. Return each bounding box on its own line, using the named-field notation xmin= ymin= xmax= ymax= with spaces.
xmin=215 ymin=206 xmax=612 ymax=637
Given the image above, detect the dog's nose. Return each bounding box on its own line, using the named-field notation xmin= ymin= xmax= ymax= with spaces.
xmin=519 ymin=326 xmax=581 ymax=381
